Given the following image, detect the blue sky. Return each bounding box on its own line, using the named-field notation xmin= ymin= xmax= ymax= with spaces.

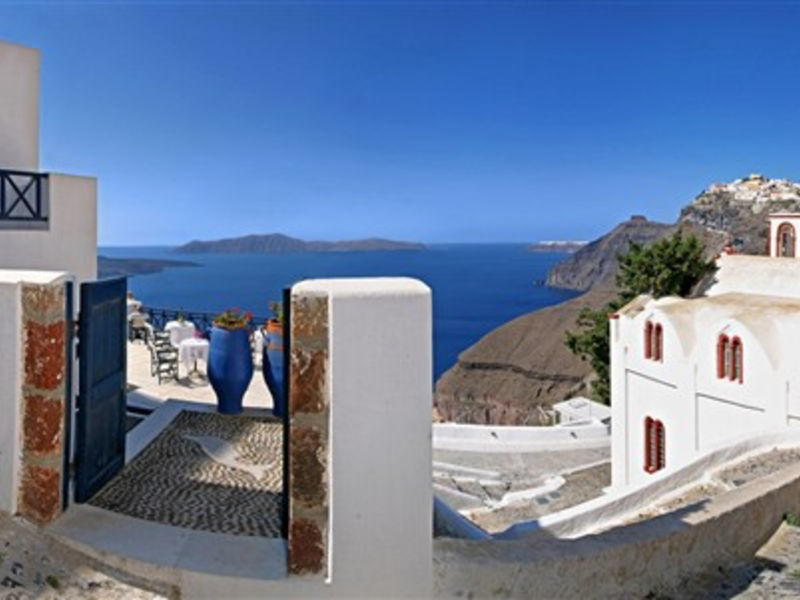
xmin=1 ymin=2 xmax=800 ymax=246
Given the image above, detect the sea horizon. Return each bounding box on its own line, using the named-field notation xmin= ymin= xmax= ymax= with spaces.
xmin=100 ymin=244 xmax=579 ymax=380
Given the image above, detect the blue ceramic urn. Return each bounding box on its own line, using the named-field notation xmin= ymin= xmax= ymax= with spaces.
xmin=207 ymin=326 xmax=253 ymax=415
xmin=261 ymin=320 xmax=286 ymax=417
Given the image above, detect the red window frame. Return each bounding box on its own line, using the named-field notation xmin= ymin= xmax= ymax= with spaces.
xmin=717 ymin=334 xmax=729 ymax=379
xmin=731 ymin=337 xmax=743 ymax=384
xmin=644 ymin=320 xmax=663 ymax=362
xmin=644 ymin=417 xmax=666 ymax=473
xmin=653 ymin=324 xmax=663 ymax=362
xmin=777 ymin=222 xmax=796 ymax=258
xmin=644 ymin=321 xmax=653 ymax=359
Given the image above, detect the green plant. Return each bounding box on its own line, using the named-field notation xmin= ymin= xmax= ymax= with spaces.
xmin=269 ymin=300 xmax=283 ymax=324
xmin=565 ymin=231 xmax=717 ymax=404
xmin=784 ymin=512 xmax=800 ymax=527
xmin=615 ymin=229 xmax=717 ymax=302
xmin=213 ymin=307 xmax=252 ymax=330
xmin=45 ymin=575 xmax=60 ymax=590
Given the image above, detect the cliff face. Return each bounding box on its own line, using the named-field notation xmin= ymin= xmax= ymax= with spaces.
xmin=434 ymin=288 xmax=615 ymax=425
xmin=545 ymin=217 xmax=675 ymax=291
xmin=435 ymin=174 xmax=784 ymax=425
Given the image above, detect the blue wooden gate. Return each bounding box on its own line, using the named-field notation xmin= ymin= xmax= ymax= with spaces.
xmin=75 ymin=277 xmax=127 ymax=502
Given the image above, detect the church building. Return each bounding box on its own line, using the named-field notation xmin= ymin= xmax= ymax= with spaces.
xmin=609 ymin=214 xmax=800 ymax=491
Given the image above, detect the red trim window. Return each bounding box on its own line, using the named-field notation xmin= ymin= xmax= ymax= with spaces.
xmin=644 ymin=417 xmax=666 ymax=473
xmin=731 ymin=337 xmax=743 ymax=384
xmin=644 ymin=321 xmax=653 ymax=359
xmin=717 ymin=334 xmax=729 ymax=379
xmin=717 ymin=334 xmax=743 ymax=384
xmin=644 ymin=321 xmax=663 ymax=362
xmin=777 ymin=222 xmax=796 ymax=258
xmin=653 ymin=324 xmax=663 ymax=362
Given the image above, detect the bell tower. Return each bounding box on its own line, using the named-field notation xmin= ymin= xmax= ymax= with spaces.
xmin=768 ymin=213 xmax=800 ymax=258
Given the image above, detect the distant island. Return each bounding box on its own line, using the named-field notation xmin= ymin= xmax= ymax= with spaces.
xmin=98 ymin=255 xmax=200 ymax=279
xmin=527 ymin=240 xmax=587 ymax=253
xmin=174 ymin=233 xmax=426 ymax=254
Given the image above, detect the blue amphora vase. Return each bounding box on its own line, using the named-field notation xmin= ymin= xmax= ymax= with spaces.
xmin=207 ymin=326 xmax=253 ymax=415
xmin=261 ymin=320 xmax=286 ymax=418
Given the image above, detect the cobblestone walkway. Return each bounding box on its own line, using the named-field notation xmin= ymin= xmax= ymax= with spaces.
xmin=90 ymin=411 xmax=283 ymax=537
xmin=0 ymin=513 xmax=163 ymax=600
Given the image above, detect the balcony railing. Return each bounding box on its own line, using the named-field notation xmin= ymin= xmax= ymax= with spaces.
xmin=0 ymin=168 xmax=48 ymax=226
xmin=141 ymin=306 xmax=271 ymax=337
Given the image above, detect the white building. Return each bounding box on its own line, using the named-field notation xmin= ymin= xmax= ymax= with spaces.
xmin=610 ymin=216 xmax=800 ymax=491
xmin=0 ymin=40 xmax=97 ymax=287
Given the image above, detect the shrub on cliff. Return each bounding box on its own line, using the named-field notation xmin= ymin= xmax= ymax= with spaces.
xmin=565 ymin=231 xmax=717 ymax=404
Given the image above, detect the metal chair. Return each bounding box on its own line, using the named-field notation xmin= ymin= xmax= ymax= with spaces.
xmin=128 ymin=313 xmax=150 ymax=344
xmin=147 ymin=341 xmax=179 ymax=384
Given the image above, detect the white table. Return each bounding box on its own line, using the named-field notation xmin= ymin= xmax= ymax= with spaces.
xmin=165 ymin=320 xmax=196 ymax=347
xmin=178 ymin=338 xmax=209 ymax=374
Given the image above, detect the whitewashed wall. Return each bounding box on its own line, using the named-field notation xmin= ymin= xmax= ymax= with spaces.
xmin=0 ymin=279 xmax=22 ymax=513
xmin=611 ymin=292 xmax=800 ymax=492
xmin=1 ymin=174 xmax=97 ymax=286
xmin=0 ymin=41 xmax=38 ymax=171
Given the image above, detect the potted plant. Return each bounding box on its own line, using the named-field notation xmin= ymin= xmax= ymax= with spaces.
xmin=207 ymin=307 xmax=253 ymax=415
xmin=262 ymin=300 xmax=286 ymax=418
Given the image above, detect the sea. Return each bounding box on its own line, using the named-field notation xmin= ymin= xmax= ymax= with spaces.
xmin=99 ymin=245 xmax=579 ymax=380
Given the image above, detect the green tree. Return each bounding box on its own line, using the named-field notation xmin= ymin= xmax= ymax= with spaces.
xmin=565 ymin=230 xmax=716 ymax=404
xmin=616 ymin=230 xmax=716 ymax=301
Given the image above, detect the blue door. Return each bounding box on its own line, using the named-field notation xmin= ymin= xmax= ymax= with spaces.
xmin=75 ymin=277 xmax=127 ymax=502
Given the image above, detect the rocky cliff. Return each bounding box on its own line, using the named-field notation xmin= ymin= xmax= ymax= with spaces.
xmin=435 ymin=174 xmax=787 ymax=425
xmin=434 ymin=288 xmax=615 ymax=424
xmin=545 ymin=216 xmax=675 ymax=291
xmin=679 ymin=174 xmax=800 ymax=254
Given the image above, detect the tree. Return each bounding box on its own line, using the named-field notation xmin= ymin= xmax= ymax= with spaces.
xmin=565 ymin=230 xmax=717 ymax=404
xmin=616 ymin=230 xmax=717 ymax=301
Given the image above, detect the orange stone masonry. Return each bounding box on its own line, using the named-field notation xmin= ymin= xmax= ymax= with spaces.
xmin=287 ymin=291 xmax=330 ymax=577
xmin=18 ymin=283 xmax=67 ymax=524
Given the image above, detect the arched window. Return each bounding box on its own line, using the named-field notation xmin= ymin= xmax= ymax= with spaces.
xmin=644 ymin=321 xmax=653 ymax=359
xmin=731 ymin=337 xmax=743 ymax=384
xmin=777 ymin=222 xmax=796 ymax=258
xmin=644 ymin=417 xmax=666 ymax=473
xmin=653 ymin=324 xmax=663 ymax=362
xmin=717 ymin=334 xmax=729 ymax=379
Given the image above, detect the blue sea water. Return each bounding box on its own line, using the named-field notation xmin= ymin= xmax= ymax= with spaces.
xmin=98 ymin=245 xmax=579 ymax=380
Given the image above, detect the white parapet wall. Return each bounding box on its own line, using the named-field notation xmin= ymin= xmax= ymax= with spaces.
xmin=0 ymin=40 xmax=39 ymax=171
xmin=1 ymin=174 xmax=98 ymax=286
xmin=433 ymin=420 xmax=609 ymax=453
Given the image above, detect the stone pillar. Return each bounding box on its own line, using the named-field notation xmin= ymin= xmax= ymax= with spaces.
xmin=287 ymin=278 xmax=433 ymax=597
xmin=0 ymin=272 xmax=68 ymax=524
xmin=18 ymin=283 xmax=67 ymax=524
xmin=288 ymin=290 xmax=330 ymax=577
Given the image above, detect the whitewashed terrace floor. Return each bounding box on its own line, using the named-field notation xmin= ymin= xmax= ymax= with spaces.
xmin=127 ymin=341 xmax=272 ymax=410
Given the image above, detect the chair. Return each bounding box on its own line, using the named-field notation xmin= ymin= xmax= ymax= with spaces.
xmin=128 ymin=313 xmax=150 ymax=344
xmin=147 ymin=340 xmax=179 ymax=384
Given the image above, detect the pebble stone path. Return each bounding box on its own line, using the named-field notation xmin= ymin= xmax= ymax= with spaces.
xmin=90 ymin=410 xmax=283 ymax=537
xmin=0 ymin=513 xmax=164 ymax=600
